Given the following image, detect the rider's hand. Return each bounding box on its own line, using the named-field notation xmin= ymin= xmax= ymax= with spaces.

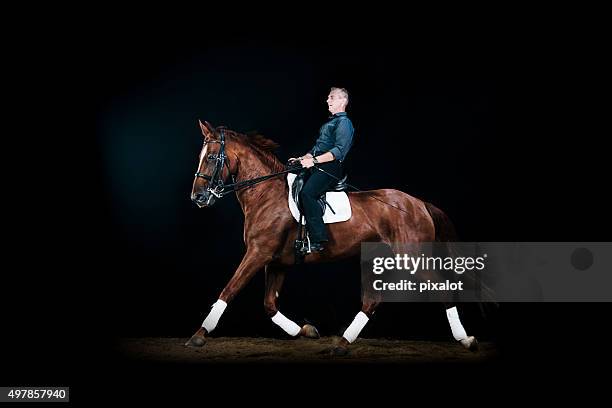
xmin=300 ymin=157 xmax=315 ymax=168
xmin=288 ymin=157 xmax=300 ymax=163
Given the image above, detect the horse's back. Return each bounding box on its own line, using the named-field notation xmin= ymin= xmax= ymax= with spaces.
xmin=347 ymin=188 xmax=434 ymax=239
xmin=348 ymin=188 xmax=426 ymax=211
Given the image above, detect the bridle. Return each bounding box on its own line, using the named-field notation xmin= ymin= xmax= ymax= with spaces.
xmin=193 ymin=127 xmax=303 ymax=199
xmin=194 ymin=128 xmax=237 ymax=198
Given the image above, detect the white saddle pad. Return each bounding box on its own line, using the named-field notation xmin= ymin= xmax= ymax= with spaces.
xmin=287 ymin=173 xmax=352 ymax=225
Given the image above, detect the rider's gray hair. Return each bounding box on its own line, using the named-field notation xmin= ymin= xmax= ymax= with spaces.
xmin=331 ymin=87 xmax=349 ymax=105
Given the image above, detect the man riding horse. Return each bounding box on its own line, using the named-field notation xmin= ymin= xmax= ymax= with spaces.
xmin=289 ymin=87 xmax=354 ymax=253
xmin=187 ymin=88 xmax=481 ymax=355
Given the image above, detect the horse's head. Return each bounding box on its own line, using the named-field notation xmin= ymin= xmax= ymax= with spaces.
xmin=191 ymin=120 xmax=237 ymax=208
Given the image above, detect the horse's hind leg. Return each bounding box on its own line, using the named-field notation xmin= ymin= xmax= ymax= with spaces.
xmin=385 ymin=228 xmax=478 ymax=351
xmin=331 ymin=298 xmax=380 ymax=356
xmin=444 ymin=302 xmax=478 ymax=351
xmin=264 ymin=264 xmax=320 ymax=339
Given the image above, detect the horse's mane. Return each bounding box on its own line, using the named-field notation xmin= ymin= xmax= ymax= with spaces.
xmin=223 ymin=128 xmax=285 ymax=173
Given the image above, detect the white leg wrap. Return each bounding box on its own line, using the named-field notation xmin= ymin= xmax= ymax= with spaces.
xmin=342 ymin=311 xmax=370 ymax=343
xmin=202 ymin=299 xmax=227 ymax=333
xmin=271 ymin=311 xmax=301 ymax=336
xmin=446 ymin=306 xmax=468 ymax=341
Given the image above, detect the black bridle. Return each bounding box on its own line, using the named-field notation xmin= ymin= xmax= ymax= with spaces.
xmin=194 ymin=128 xmax=237 ymax=198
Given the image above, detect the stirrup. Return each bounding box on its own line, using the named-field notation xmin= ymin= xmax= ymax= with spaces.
xmin=294 ymin=233 xmax=312 ymax=255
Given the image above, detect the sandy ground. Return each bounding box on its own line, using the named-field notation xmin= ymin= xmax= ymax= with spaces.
xmin=116 ymin=337 xmax=498 ymax=364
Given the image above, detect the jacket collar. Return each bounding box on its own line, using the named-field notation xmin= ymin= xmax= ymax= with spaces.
xmin=328 ymin=112 xmax=347 ymax=119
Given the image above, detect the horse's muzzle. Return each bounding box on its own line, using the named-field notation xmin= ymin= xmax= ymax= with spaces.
xmin=191 ymin=191 xmax=216 ymax=208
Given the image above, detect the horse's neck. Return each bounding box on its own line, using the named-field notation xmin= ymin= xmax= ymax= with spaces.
xmin=233 ymin=152 xmax=287 ymax=217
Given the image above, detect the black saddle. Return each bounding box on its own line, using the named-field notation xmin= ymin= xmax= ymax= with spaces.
xmin=291 ymin=170 xmax=348 ymax=215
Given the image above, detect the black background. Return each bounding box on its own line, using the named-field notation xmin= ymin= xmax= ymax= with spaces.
xmin=4 ymin=14 xmax=610 ymax=401
xmin=94 ymin=46 xmax=497 ymax=337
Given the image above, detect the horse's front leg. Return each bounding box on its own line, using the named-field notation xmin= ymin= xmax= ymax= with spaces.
xmin=185 ymin=248 xmax=268 ymax=347
xmin=264 ymin=263 xmax=320 ymax=339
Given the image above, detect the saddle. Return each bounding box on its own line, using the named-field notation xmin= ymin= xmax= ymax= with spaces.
xmin=287 ymin=166 xmax=352 ymax=262
xmin=291 ymin=170 xmax=349 ymax=215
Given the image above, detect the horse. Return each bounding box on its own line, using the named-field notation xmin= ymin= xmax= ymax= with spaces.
xmin=186 ymin=120 xmax=479 ymax=355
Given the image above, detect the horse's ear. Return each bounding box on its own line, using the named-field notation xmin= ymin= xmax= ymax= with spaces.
xmin=198 ymin=120 xmax=214 ymax=138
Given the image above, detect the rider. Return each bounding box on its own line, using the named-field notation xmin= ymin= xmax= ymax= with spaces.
xmin=289 ymin=87 xmax=354 ymax=252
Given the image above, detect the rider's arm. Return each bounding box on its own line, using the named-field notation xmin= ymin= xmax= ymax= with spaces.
xmin=313 ymin=151 xmax=335 ymax=164
xmin=328 ymin=118 xmax=354 ymax=162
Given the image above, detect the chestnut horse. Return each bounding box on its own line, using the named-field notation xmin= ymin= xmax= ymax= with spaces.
xmin=186 ymin=121 xmax=478 ymax=355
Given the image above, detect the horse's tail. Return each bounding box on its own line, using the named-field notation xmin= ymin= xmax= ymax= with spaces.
xmin=424 ymin=201 xmax=498 ymax=312
xmin=424 ymin=201 xmax=458 ymax=242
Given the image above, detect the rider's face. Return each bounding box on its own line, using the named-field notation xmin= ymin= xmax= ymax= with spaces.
xmin=327 ymin=91 xmax=347 ymax=115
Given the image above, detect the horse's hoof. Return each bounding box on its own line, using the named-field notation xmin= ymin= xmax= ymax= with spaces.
xmin=185 ymin=328 xmax=207 ymax=347
xmin=460 ymin=336 xmax=479 ymax=352
xmin=330 ymin=346 xmax=349 ymax=356
xmin=185 ymin=335 xmax=206 ymax=347
xmin=300 ymin=324 xmax=320 ymax=339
